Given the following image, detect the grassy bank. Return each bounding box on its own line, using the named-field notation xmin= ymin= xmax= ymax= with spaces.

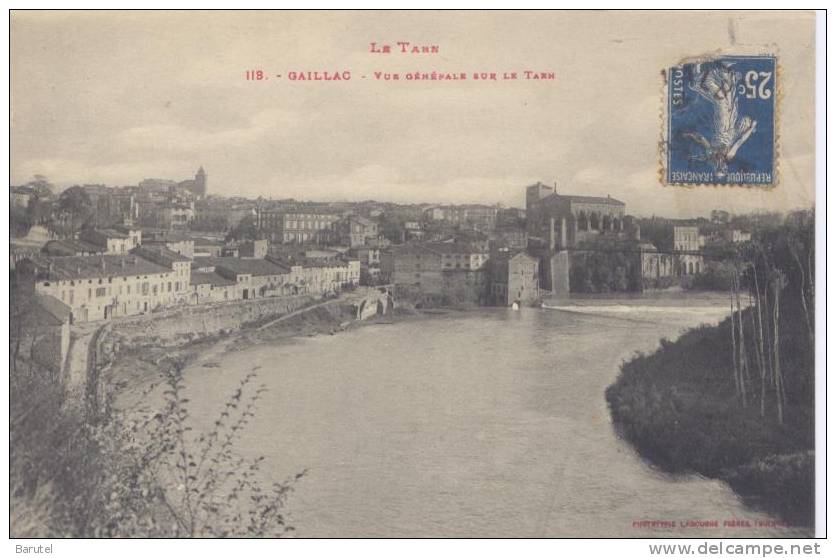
xmin=605 ymin=305 xmax=814 ymax=527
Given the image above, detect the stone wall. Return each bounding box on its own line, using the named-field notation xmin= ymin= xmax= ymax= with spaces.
xmin=107 ymin=294 xmax=316 ymax=346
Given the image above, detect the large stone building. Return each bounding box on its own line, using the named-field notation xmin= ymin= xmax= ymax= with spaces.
xmin=673 ymin=226 xmax=704 ymax=276
xmin=380 ymin=242 xmax=489 ymax=303
xmin=525 ymin=182 xmax=627 ymax=249
xmin=487 ymin=249 xmax=540 ymax=306
xmin=18 ymin=252 xmax=191 ymax=323
xmin=523 ymin=182 xmax=634 ymax=294
xmin=256 ymin=208 xmax=340 ymax=244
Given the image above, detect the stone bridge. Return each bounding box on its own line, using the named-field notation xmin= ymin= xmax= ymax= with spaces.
xmin=347 ymin=285 xmax=396 ymax=321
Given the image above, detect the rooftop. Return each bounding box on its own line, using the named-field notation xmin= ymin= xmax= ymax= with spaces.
xmin=27 ymin=254 xmax=171 ymax=281
xmin=133 ymin=244 xmax=191 ymax=265
xmin=80 ymin=228 xmax=130 ymax=240
xmin=190 ymin=271 xmax=237 ymax=287
xmin=41 ymin=239 xmax=105 ymax=256
xmin=423 ymin=242 xmax=488 ymax=255
xmin=558 ymin=193 xmax=625 ymax=206
xmin=194 ymin=256 xmax=291 ymax=277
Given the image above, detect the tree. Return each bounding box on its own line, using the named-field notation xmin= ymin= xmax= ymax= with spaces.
xmin=57 ymin=186 xmax=94 ymax=237
xmin=225 ymin=215 xmax=258 ymax=243
xmin=24 ymin=175 xmax=55 ymax=200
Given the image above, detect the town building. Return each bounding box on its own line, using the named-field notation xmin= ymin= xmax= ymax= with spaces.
xmin=724 ymin=229 xmax=752 ymax=243
xmin=154 ymin=202 xmax=195 ymax=230
xmin=191 ymin=257 xmax=291 ymax=300
xmin=10 ymin=186 xmax=35 ymax=208
xmin=673 ymin=226 xmax=704 ymax=275
xmin=352 ymin=246 xmax=381 ymax=267
xmin=237 ymin=239 xmax=269 ymax=258
xmin=78 ymin=228 xmax=139 ymax=254
xmin=489 ymin=225 xmax=528 ymax=250
xmin=82 ymin=185 xmax=138 ymax=226
xmin=193 ymin=238 xmax=225 ymax=257
xmin=353 ymin=245 xmax=383 ymax=284
xmin=487 ymin=250 xmax=540 ymax=306
xmin=41 ymin=239 xmax=106 ymax=257
xmin=381 ymin=242 xmax=489 ymax=302
xmin=256 ymin=208 xmax=340 ymax=244
xmin=337 ymin=215 xmax=379 ymax=247
xmin=18 ymin=253 xmax=190 ymax=323
xmin=140 ymin=231 xmax=195 ymax=258
xmin=403 ymin=221 xmax=425 ymax=241
xmin=638 ymin=242 xmax=675 ymax=286
xmin=177 ymin=167 xmax=208 ymax=198
xmin=189 ymin=271 xmax=238 ymax=304
xmin=525 ymin=182 xmax=628 ymax=249
xmin=295 ymin=258 xmax=361 ymax=295
xmin=424 ymin=204 xmax=499 ymax=231
xmin=139 ymin=178 xmax=178 ymax=194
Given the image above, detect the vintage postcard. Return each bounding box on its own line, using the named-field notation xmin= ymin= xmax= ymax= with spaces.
xmin=9 ymin=10 xmax=820 ymax=543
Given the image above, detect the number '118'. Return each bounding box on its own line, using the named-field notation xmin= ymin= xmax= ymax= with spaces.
xmin=245 ymin=70 xmax=265 ymax=80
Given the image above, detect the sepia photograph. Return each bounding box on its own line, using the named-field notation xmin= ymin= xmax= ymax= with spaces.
xmin=7 ymin=8 xmax=823 ymax=546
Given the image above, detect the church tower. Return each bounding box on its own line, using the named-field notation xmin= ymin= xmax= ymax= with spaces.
xmin=194 ymin=166 xmax=207 ymax=197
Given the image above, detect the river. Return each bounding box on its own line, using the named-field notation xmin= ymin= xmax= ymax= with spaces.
xmin=178 ymin=293 xmax=808 ymax=537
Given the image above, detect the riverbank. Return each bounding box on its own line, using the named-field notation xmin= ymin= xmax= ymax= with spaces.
xmin=605 ymin=307 xmax=815 ymax=528
xmin=105 ymin=296 xmax=441 ymax=403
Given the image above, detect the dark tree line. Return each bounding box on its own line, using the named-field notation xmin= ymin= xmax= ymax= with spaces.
xmin=726 ymin=210 xmax=815 ymax=425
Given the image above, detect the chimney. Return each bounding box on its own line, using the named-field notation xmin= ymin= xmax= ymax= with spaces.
xmin=100 ymin=257 xmax=106 ymax=271
xmin=77 ymin=265 xmax=82 ymax=274
xmin=120 ymin=258 xmax=126 ymax=268
xmin=553 ymin=181 xmax=557 ymax=194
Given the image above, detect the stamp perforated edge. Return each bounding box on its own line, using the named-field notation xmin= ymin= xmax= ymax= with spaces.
xmin=658 ymin=45 xmax=782 ymax=189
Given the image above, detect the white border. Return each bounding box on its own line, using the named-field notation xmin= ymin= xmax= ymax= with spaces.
xmin=2 ymin=5 xmax=830 ymax=557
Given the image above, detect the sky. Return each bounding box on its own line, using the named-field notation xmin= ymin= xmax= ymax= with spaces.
xmin=11 ymin=10 xmax=816 ymax=217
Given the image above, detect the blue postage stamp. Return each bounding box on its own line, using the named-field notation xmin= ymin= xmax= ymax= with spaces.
xmin=666 ymin=55 xmax=776 ymax=186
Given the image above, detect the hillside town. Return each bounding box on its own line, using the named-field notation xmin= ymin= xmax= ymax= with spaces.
xmin=10 ymin=169 xmax=759 ymax=373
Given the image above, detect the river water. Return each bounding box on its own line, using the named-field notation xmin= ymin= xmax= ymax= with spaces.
xmin=180 ymin=294 xmax=808 ymax=537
